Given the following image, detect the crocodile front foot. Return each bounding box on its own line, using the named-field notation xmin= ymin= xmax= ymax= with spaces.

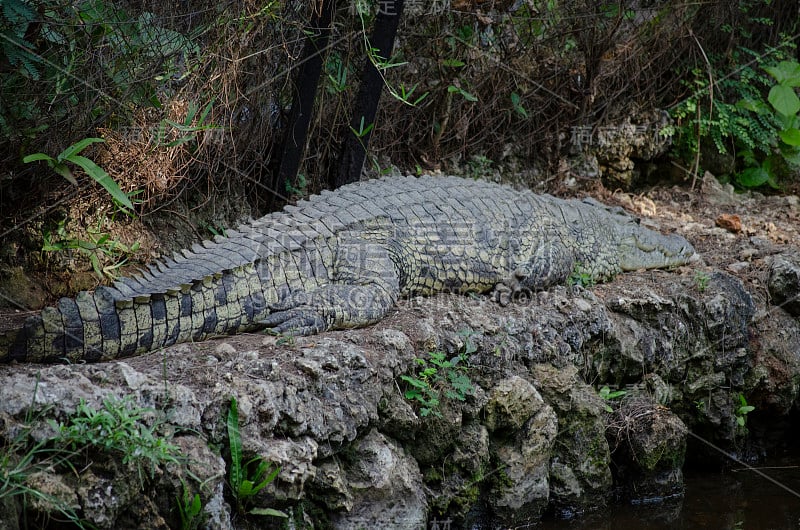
xmin=258 ymin=292 xmax=326 ymax=336
xmin=492 ymin=269 xmax=532 ymax=306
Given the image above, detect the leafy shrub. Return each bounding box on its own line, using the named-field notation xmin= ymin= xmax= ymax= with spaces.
xmin=668 ymin=42 xmax=800 ymax=189
xmin=23 ymin=137 xmax=134 ymax=210
xmin=400 ymin=351 xmax=475 ymax=418
xmin=0 ymin=0 xmax=198 ymax=141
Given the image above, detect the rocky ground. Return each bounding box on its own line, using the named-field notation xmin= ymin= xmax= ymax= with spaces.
xmin=0 ymin=173 xmax=799 ymax=529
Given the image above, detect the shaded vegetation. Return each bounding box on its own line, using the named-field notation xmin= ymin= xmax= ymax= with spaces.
xmin=0 ymin=0 xmax=797 ymax=306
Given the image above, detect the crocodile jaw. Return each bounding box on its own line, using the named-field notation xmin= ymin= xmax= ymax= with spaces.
xmin=618 ymin=231 xmax=696 ymax=271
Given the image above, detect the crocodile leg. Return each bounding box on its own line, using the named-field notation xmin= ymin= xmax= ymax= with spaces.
xmin=493 ymin=239 xmax=577 ymax=305
xmin=260 ymin=239 xmax=400 ymax=335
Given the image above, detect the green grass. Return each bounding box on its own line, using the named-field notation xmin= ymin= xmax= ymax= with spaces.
xmin=49 ymin=395 xmax=180 ymax=486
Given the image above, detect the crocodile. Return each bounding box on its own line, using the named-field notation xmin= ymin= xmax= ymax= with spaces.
xmin=1 ymin=175 xmax=695 ymax=363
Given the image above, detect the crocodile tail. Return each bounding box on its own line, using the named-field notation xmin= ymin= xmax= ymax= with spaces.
xmin=2 ymin=263 xmax=269 ymax=363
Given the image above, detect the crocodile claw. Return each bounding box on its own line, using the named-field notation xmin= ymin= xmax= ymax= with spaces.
xmin=260 ymin=290 xmax=326 ymax=336
xmin=492 ymin=269 xmax=532 ymax=306
xmin=492 ymin=283 xmax=514 ymax=306
xmin=259 ymin=308 xmax=326 ymax=336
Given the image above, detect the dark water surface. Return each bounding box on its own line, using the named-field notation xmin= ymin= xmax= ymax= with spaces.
xmin=536 ymin=458 xmax=800 ymax=530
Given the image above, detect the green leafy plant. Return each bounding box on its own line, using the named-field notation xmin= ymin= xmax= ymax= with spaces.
xmin=42 ymin=218 xmax=141 ymax=280
xmin=274 ymin=334 xmax=296 ymax=347
xmin=50 ymin=396 xmax=180 ymax=485
xmin=442 ymin=58 xmax=465 ymax=68
xmin=598 ymin=385 xmax=627 ymax=412
xmin=349 ymin=115 xmax=375 ymax=139
xmin=389 ymin=82 xmax=428 ymax=107
xmin=325 ymin=51 xmax=349 ymax=95
xmin=176 ymin=487 xmax=205 ymax=530
xmin=352 ymin=2 xmax=427 ymax=108
xmin=600 ymin=3 xmax=635 ymax=20
xmin=735 ymin=393 xmax=755 ymax=428
xmin=567 ymin=263 xmax=596 ymax=288
xmin=205 ymin=223 xmax=228 ymax=238
xmin=363 ymin=45 xmax=407 ymax=73
xmin=734 ymin=59 xmax=800 ymax=188
xmin=765 ymin=61 xmax=800 ymax=117
xmin=465 ymin=154 xmax=493 ymax=179
xmin=153 ymin=99 xmax=219 ymax=151
xmin=23 ymin=138 xmax=134 ymax=211
xmin=456 ymin=328 xmax=479 ymax=356
xmin=0 ymin=0 xmax=41 ymax=79
xmin=764 ymin=60 xmax=800 ymax=141
xmin=400 ymin=350 xmax=475 ymax=418
xmin=510 ymin=92 xmax=529 ymax=119
xmin=285 ymin=172 xmax=308 ymax=197
xmin=226 ymin=397 xmax=287 ymax=518
xmin=68 ymin=6 xmax=198 ymax=108
xmin=447 ymin=84 xmax=478 ymax=102
xmin=694 ymin=271 xmax=710 ymax=292
xmin=0 ymin=1 xmax=200 ymax=141
xmin=668 ymin=41 xmax=800 ymax=189
xmin=2 ymin=385 xmax=185 ymax=528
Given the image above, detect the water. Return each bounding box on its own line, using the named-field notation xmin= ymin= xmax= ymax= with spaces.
xmin=536 ymin=457 xmax=800 ymax=530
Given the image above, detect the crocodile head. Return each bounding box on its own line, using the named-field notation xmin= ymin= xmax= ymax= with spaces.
xmin=617 ymin=226 xmax=697 ymax=271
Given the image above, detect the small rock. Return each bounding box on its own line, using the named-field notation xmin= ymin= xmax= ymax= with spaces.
xmin=643 ymin=373 xmax=673 ymax=406
xmin=202 ymin=483 xmax=234 ymax=530
xmin=25 ymin=471 xmax=80 ymax=515
xmin=715 ymin=213 xmax=742 ymax=233
xmin=0 ymin=266 xmax=49 ymax=310
xmin=377 ymin=389 xmax=421 ymax=441
xmin=0 ymin=495 xmax=19 ymax=530
xmin=295 ymin=357 xmax=323 ymax=378
xmin=488 ymin=395 xmax=558 ymax=525
xmin=533 ymin=364 xmax=611 ymax=512
xmin=214 ymin=342 xmax=236 ymax=356
xmin=750 ymin=236 xmax=772 ymax=248
xmin=372 ymin=328 xmax=412 ymax=353
xmin=701 ymin=171 xmax=739 ymax=205
xmin=768 ymin=253 xmax=800 ymax=317
xmin=116 ymin=362 xmax=149 ymax=390
xmin=238 ymin=350 xmax=259 ymax=362
xmin=739 ymin=248 xmax=759 ymax=261
xmin=727 ymin=262 xmax=750 ymax=274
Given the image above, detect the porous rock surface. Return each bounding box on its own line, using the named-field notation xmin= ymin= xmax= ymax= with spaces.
xmin=1 ymin=249 xmax=800 ymax=528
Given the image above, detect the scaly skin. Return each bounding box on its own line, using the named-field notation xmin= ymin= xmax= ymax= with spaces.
xmin=0 ymin=175 xmax=695 ymax=363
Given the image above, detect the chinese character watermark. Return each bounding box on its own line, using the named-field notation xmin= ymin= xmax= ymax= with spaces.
xmin=570 ymin=125 xmax=594 ymax=148
xmin=347 ymin=0 xmax=448 ymax=16
xmin=570 ymin=123 xmax=665 ymax=148
xmin=429 ymin=518 xmax=453 ymax=530
xmin=378 ymin=0 xmax=397 ymax=15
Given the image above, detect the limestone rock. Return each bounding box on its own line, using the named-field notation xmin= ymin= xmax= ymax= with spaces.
xmin=568 ymin=111 xmax=673 ymax=188
xmin=483 ymin=375 xmax=541 ymax=432
xmin=533 ymin=364 xmax=612 ymax=515
xmin=2 ymin=253 xmax=799 ymax=528
xmin=327 ymin=429 xmax=427 ymax=529
xmin=607 ymin=397 xmax=688 ymax=501
xmin=768 ymin=253 xmax=800 ymax=317
xmin=487 ymin=383 xmax=557 ymax=525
